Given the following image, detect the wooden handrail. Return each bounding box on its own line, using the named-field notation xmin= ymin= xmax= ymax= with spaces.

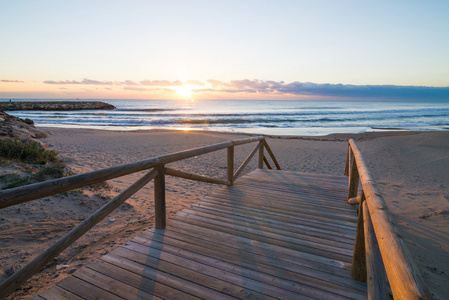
xmin=0 ymin=136 xmax=264 ymax=209
xmin=0 ymin=168 xmax=159 ymax=298
xmin=233 ymin=141 xmax=263 ymax=181
xmin=165 ymin=167 xmax=230 ymax=185
xmin=0 ymin=135 xmax=281 ymax=298
xmin=346 ymin=139 xmax=432 ymax=300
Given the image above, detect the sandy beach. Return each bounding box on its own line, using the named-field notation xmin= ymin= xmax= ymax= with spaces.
xmin=1 ymin=128 xmax=448 ymax=299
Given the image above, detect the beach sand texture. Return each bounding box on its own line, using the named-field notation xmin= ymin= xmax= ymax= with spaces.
xmin=1 ymin=129 xmax=448 ymax=299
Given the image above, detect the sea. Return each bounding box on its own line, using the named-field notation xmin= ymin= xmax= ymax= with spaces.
xmin=5 ymin=99 xmax=449 ymax=136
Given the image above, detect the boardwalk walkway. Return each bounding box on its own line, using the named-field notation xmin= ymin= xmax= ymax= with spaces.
xmin=34 ymin=169 xmax=367 ymax=299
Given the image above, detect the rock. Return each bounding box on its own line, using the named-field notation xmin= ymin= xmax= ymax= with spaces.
xmin=30 ymin=138 xmax=48 ymax=149
xmin=0 ymin=112 xmax=47 ymax=141
xmin=5 ymin=265 xmax=20 ymax=277
xmin=24 ymin=118 xmax=34 ymax=125
xmin=56 ymin=264 xmax=69 ymax=270
xmin=0 ymin=101 xmax=115 ymax=111
xmin=10 ymin=125 xmax=36 ymax=139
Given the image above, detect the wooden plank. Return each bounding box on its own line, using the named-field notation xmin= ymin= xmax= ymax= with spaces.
xmin=146 ymin=223 xmax=353 ymax=276
xmin=248 ymin=168 xmax=348 ymax=184
xmin=56 ymin=276 xmax=123 ymax=300
xmin=199 ymin=196 xmax=357 ymax=232
xmin=215 ymin=182 xmax=352 ymax=209
xmin=34 ymin=169 xmax=368 ymax=300
xmin=134 ymin=228 xmax=367 ymax=294
xmin=130 ymin=233 xmax=367 ymax=299
xmin=73 ymin=267 xmax=161 ymax=300
xmin=169 ymin=212 xmax=354 ymax=261
xmin=243 ymin=170 xmax=349 ymax=187
xmin=229 ymin=174 xmax=350 ymax=196
xmin=203 ymin=193 xmax=358 ymax=224
xmin=103 ymin=248 xmax=276 ymax=300
xmin=99 ymin=253 xmax=235 ymax=300
xmin=186 ymin=204 xmax=356 ymax=242
xmin=236 ymin=169 xmax=349 ymax=186
xmin=136 ymin=228 xmax=352 ymax=279
xmin=234 ymin=177 xmax=349 ymax=198
xmin=177 ymin=208 xmax=355 ymax=248
xmin=192 ymin=199 xmax=357 ymax=233
xmin=213 ymin=187 xmax=355 ymax=214
xmin=221 ymin=180 xmax=350 ymax=203
xmin=120 ymin=239 xmax=363 ymax=300
xmin=35 ymin=285 xmax=84 ymax=300
xmin=85 ymin=259 xmax=197 ymax=300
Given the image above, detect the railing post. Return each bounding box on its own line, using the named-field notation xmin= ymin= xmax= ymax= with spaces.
xmin=258 ymin=141 xmax=264 ymax=169
xmin=344 ymin=143 xmax=350 ymax=176
xmin=227 ymin=145 xmax=234 ymax=185
xmin=363 ymin=200 xmax=392 ymax=299
xmin=351 ymin=190 xmax=367 ymax=281
xmin=348 ymin=154 xmax=359 ymax=200
xmin=154 ymin=164 xmax=166 ymax=229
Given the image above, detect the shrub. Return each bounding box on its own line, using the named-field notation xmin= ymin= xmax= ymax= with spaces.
xmin=34 ymin=164 xmax=66 ymax=181
xmin=0 ymin=139 xmax=58 ymax=164
xmin=0 ymin=163 xmax=68 ymax=189
xmin=0 ymin=173 xmax=32 ymax=189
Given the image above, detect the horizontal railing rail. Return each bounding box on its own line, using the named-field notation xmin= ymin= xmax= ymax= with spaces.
xmin=345 ymin=139 xmax=432 ymax=300
xmin=0 ymin=136 xmax=281 ymax=298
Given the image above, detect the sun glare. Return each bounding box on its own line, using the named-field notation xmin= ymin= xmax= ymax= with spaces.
xmin=175 ymin=86 xmax=192 ymax=98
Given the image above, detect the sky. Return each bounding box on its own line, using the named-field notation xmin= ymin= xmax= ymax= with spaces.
xmin=1 ymin=0 xmax=449 ymax=101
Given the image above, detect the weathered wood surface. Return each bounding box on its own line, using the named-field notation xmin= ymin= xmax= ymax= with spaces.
xmin=0 ymin=136 xmax=264 ymax=209
xmin=0 ymin=169 xmax=159 ymax=298
xmin=36 ymin=169 xmax=367 ymax=299
xmin=348 ymin=139 xmax=432 ymax=300
xmin=363 ymin=201 xmax=392 ymax=300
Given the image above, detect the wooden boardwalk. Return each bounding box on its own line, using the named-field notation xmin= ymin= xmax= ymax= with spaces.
xmin=34 ymin=169 xmax=367 ymax=299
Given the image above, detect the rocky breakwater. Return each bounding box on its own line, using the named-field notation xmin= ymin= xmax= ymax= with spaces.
xmin=0 ymin=101 xmax=115 ymax=111
xmin=0 ymin=112 xmax=48 ymax=147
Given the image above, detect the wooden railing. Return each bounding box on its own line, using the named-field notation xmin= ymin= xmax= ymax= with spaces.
xmin=0 ymin=136 xmax=280 ymax=298
xmin=345 ymin=139 xmax=432 ymax=300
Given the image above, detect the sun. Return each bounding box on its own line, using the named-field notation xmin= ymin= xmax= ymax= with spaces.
xmin=175 ymin=86 xmax=192 ymax=98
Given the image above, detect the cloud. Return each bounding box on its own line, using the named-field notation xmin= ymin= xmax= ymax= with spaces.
xmin=44 ymin=78 xmax=114 ymax=85
xmin=277 ymin=82 xmax=449 ymax=99
xmin=230 ymin=79 xmax=284 ymax=90
xmin=1 ymin=79 xmax=25 ymax=83
xmin=124 ymin=86 xmax=147 ymax=91
xmin=140 ymin=80 xmax=183 ymax=86
xmin=185 ymin=80 xmax=206 ymax=86
xmin=206 ymin=80 xmax=230 ymax=87
xmin=207 ymin=79 xmax=449 ymax=100
xmin=40 ymin=77 xmax=449 ymax=100
xmin=117 ymin=80 xmax=139 ymax=86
